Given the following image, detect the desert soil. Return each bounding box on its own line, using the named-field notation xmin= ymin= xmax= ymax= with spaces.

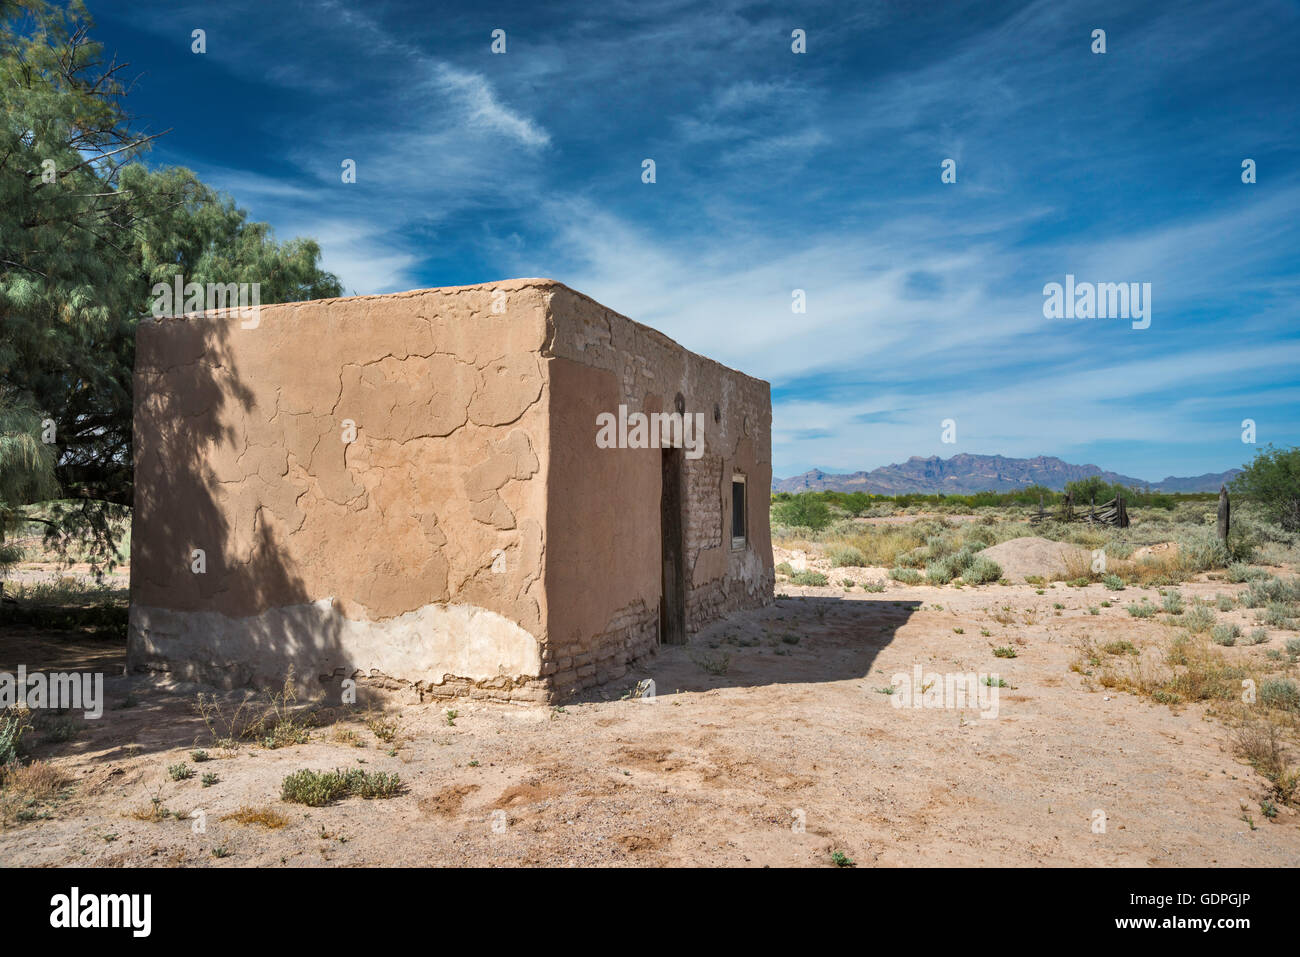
xmin=3 ymin=551 xmax=1298 ymax=868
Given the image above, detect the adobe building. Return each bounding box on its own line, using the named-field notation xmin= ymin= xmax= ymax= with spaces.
xmin=129 ymin=279 xmax=773 ymax=703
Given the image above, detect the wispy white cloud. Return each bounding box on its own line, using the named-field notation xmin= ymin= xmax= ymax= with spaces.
xmin=431 ymin=64 xmax=551 ymax=148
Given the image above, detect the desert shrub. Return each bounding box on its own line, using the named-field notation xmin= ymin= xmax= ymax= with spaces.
xmin=1176 ymin=530 xmax=1230 ymax=572
xmin=775 ymin=562 xmax=794 ymax=576
xmin=963 ymin=555 xmax=1003 ymax=584
xmin=1101 ymin=574 xmax=1125 ymax=591
xmin=896 ymin=546 xmax=930 ymax=569
xmin=1162 ymin=590 xmax=1185 ymax=614
xmin=923 ymin=534 xmax=949 ymax=560
xmin=772 ymin=494 xmax=832 ymax=532
xmin=841 ymin=527 xmax=929 ymax=567
xmin=1245 ymin=628 xmax=1270 ymax=645
xmin=194 ymin=669 xmax=312 ymax=751
xmin=927 ymin=547 xmax=980 ymax=584
xmin=861 ymin=579 xmax=886 ymax=592
xmin=1261 ymin=602 xmax=1298 ymax=630
xmin=789 ymin=570 xmax=829 ymax=587
xmin=1210 ymin=623 xmax=1240 ymax=646
xmin=1259 ymin=678 xmax=1300 ymax=713
xmin=0 ymin=759 xmax=67 ymax=801
xmin=1216 ymin=594 xmax=1237 ymax=611
xmin=691 ymin=650 xmax=731 ymax=675
xmin=1126 ymin=601 xmax=1158 ymax=619
xmin=0 ymin=710 xmax=31 ymax=766
xmin=1244 ymin=577 xmax=1300 ymax=609
xmin=1231 ymin=716 xmax=1295 ymax=797
xmin=280 ymin=768 xmax=403 ymax=806
xmin=1181 ymin=604 xmax=1216 ymax=634
xmin=1286 ymin=637 xmax=1300 ymax=658
xmin=1156 ymin=634 xmax=1247 ymax=703
xmin=889 ymin=567 xmax=922 ymax=584
xmin=925 ymin=562 xmax=953 ymax=585
xmin=827 ymin=545 xmax=866 ymax=568
xmin=1231 ymin=445 xmax=1300 ymax=532
xmin=1227 ymin=563 xmax=1269 ymax=583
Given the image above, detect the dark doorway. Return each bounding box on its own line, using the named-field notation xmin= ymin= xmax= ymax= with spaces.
xmin=660 ymin=447 xmax=686 ymax=645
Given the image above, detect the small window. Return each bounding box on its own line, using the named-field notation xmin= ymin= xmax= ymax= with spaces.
xmin=731 ymin=475 xmax=747 ymax=548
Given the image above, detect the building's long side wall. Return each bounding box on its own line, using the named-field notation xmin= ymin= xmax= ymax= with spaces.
xmin=542 ymin=286 xmax=774 ymax=698
xmin=129 ymin=282 xmax=554 ymax=701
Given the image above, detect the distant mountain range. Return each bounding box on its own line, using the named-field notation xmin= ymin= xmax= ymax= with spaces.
xmin=773 ymin=454 xmax=1242 ymax=495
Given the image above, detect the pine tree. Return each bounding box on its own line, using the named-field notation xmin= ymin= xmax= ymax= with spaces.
xmin=1 ymin=0 xmax=340 ymax=569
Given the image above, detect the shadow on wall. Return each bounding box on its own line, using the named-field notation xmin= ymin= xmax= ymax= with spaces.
xmin=568 ymin=595 xmax=920 ymax=702
xmin=129 ymin=313 xmax=348 ymax=697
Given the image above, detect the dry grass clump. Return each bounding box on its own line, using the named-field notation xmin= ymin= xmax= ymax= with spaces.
xmin=364 ymin=711 xmax=402 ymax=745
xmin=127 ymin=795 xmax=179 ymax=823
xmin=1077 ymin=630 xmax=1300 ymax=807
xmin=1074 ymin=632 xmax=1248 ymax=706
xmin=194 ymin=668 xmax=314 ymax=751
xmin=1230 ymin=711 xmax=1300 ymax=806
xmin=222 ymin=805 xmax=291 ymax=829
xmin=0 ymin=759 xmax=67 ymax=799
xmin=0 ymin=759 xmax=70 ymax=826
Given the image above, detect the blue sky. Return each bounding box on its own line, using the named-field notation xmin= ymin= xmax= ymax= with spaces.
xmin=93 ymin=0 xmax=1300 ymax=482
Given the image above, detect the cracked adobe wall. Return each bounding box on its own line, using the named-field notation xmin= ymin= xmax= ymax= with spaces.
xmin=542 ymin=285 xmax=774 ymax=697
xmin=129 ymin=281 xmax=553 ymax=701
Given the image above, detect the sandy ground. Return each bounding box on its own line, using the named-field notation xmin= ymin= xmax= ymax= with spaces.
xmin=2 ymin=561 xmax=1298 ymax=867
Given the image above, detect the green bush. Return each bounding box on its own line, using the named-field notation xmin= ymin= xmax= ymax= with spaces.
xmin=1176 ymin=530 xmax=1229 ymax=572
xmin=1210 ymin=623 xmax=1239 ymax=646
xmin=1231 ymin=445 xmax=1300 ymax=532
xmin=1227 ymin=563 xmax=1269 ymax=583
xmin=281 ymin=768 xmax=403 ymax=806
xmin=789 ymin=570 xmax=829 ymax=587
xmin=963 ymin=555 xmax=1003 ymax=584
xmin=1244 ymin=577 xmax=1300 ymax=608
xmin=827 ymin=545 xmax=866 ymax=568
xmin=926 ymin=547 xmax=980 ymax=585
xmin=0 ymin=709 xmax=31 ymax=765
xmin=1181 ymin=604 xmax=1216 ymax=633
xmin=1262 ymin=602 xmax=1298 ymax=630
xmin=1259 ymin=678 xmax=1300 ymax=712
xmin=889 ymin=567 xmax=922 ymax=584
xmin=1126 ymin=601 xmax=1158 ymax=619
xmin=925 ymin=562 xmax=954 ymax=585
xmin=772 ymin=494 xmax=832 ymax=532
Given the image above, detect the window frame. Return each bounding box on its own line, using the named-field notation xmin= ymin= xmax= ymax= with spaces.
xmin=730 ymin=473 xmax=747 ymax=550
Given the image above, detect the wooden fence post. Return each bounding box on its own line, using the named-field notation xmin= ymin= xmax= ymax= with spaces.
xmin=1217 ymin=485 xmax=1230 ymax=544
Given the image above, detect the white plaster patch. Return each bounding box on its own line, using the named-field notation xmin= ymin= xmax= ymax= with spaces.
xmin=129 ymin=600 xmax=541 ymax=688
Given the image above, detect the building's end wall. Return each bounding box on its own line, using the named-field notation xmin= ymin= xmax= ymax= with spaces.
xmin=542 ymin=285 xmax=774 ymax=697
xmin=130 ymin=281 xmax=555 ymax=701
